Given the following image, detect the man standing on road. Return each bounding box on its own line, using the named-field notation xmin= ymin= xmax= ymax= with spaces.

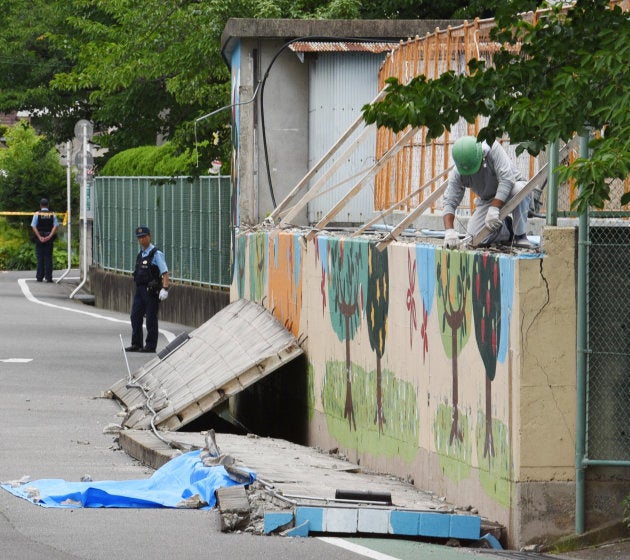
xmin=125 ymin=226 xmax=169 ymax=353
xmin=31 ymin=197 xmax=59 ymax=282
xmin=442 ymin=136 xmax=535 ymax=249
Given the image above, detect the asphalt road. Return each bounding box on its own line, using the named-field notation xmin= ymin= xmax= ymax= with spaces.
xmin=0 ymin=269 xmax=583 ymax=560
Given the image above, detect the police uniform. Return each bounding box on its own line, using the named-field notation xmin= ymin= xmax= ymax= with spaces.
xmin=30 ymin=199 xmax=60 ymax=282
xmin=127 ymin=226 xmax=169 ymax=352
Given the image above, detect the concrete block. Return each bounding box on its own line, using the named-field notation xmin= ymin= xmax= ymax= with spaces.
xmin=449 ymin=514 xmax=481 ymax=540
xmin=357 ymin=508 xmax=390 ymax=534
xmin=284 ymin=520 xmax=310 ymax=538
xmin=264 ymin=511 xmax=294 ymax=534
xmin=419 ymin=512 xmax=450 ymax=538
xmin=326 ymin=507 xmax=358 ymax=533
xmin=295 ymin=507 xmax=324 ymax=532
xmin=389 ymin=510 xmax=420 ymax=535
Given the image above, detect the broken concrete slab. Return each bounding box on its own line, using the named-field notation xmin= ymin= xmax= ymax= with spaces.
xmin=110 ymin=299 xmax=303 ymax=431
xmin=117 ymin=429 xmax=503 ymax=541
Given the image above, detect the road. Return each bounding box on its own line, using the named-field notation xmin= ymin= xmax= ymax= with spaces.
xmin=0 ymin=270 xmax=565 ymax=560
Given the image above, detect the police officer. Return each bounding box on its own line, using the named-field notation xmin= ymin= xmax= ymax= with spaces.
xmin=125 ymin=226 xmax=169 ymax=353
xmin=31 ymin=198 xmax=60 ymax=282
xmin=443 ymin=136 xmax=535 ymax=249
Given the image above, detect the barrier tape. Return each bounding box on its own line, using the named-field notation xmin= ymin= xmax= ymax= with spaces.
xmin=0 ymin=211 xmax=69 ymax=226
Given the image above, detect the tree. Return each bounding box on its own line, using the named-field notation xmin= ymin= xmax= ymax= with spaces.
xmin=1 ymin=0 xmax=496 ymax=174
xmin=435 ymin=249 xmax=472 ymax=445
xmin=362 ymin=0 xmax=630 ymax=213
xmin=366 ymin=243 xmax=389 ymax=433
xmin=472 ymin=253 xmax=501 ymax=459
xmin=327 ymin=238 xmax=368 ymax=431
xmin=0 ymin=122 xmax=67 ymax=214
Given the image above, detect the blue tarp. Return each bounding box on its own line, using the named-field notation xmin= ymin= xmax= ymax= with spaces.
xmin=1 ymin=450 xmax=255 ymax=509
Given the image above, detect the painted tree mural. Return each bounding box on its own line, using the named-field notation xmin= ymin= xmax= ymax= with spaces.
xmin=327 ymin=237 xmax=368 ymax=431
xmin=235 ymin=234 xmax=247 ymax=298
xmin=268 ymin=233 xmax=303 ymax=337
xmin=436 ymin=249 xmax=472 ymax=445
xmin=416 ymin=245 xmax=437 ymax=362
xmin=366 ymin=243 xmax=389 ymax=433
xmin=472 ymin=253 xmax=502 ymax=459
xmin=248 ymin=232 xmax=268 ymax=303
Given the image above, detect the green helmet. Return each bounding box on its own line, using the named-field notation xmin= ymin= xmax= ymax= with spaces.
xmin=452 ymin=136 xmax=483 ymax=175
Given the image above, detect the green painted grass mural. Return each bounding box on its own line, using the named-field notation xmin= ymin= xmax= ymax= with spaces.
xmin=322 ymin=360 xmax=418 ymax=463
xmin=476 ymin=410 xmax=512 ymax=507
xmin=434 ymin=402 xmax=472 ymax=482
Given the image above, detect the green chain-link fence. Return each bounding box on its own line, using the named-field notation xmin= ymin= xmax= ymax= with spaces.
xmin=92 ymin=176 xmax=233 ymax=287
xmin=586 ymin=222 xmax=630 ymax=461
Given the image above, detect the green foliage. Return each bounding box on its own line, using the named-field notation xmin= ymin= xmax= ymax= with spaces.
xmin=0 ymin=0 xmax=486 ymax=174
xmin=0 ymin=217 xmax=78 ymax=270
xmin=100 ymin=143 xmax=197 ymax=176
xmin=363 ymin=0 xmax=630 ymax=213
xmin=0 ymin=121 xmax=68 ymax=213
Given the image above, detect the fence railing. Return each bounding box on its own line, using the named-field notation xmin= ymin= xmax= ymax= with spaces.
xmin=92 ymin=176 xmax=233 ymax=288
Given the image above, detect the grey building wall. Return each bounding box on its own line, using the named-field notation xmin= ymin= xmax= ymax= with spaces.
xmin=221 ymin=18 xmax=462 ymax=227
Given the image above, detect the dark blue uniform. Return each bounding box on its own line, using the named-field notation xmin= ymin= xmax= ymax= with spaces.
xmin=32 ymin=211 xmax=57 ymax=282
xmin=130 ymin=247 xmax=162 ymax=351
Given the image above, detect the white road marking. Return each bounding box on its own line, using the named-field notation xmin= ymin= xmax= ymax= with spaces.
xmin=317 ymin=537 xmax=401 ymax=560
xmin=0 ymin=358 xmax=33 ymax=363
xmin=18 ymin=277 xmax=175 ymax=342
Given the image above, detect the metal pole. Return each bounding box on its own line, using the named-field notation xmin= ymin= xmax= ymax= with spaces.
xmin=575 ymin=132 xmax=590 ymax=535
xmin=546 ymin=140 xmax=559 ymax=226
xmin=57 ymin=141 xmax=73 ymax=282
xmin=70 ymin=126 xmax=89 ymax=298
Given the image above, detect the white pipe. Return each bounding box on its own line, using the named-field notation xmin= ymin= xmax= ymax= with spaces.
xmin=57 ymin=141 xmax=72 ymax=283
xmin=70 ymin=128 xmax=89 ymax=298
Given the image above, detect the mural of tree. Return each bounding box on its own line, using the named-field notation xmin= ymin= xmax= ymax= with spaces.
xmin=235 ymin=234 xmax=247 ymax=298
xmin=436 ymin=249 xmax=472 ymax=445
xmin=366 ymin=243 xmax=389 ymax=433
xmin=327 ymin=237 xmax=368 ymax=431
xmin=248 ymin=232 xmax=268 ymax=303
xmin=472 ymin=253 xmax=502 ymax=459
xmin=416 ymin=245 xmax=437 ymax=362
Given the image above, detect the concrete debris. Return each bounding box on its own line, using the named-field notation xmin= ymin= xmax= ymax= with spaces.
xmin=175 ymin=494 xmax=208 ymax=509
xmin=102 ymin=423 xmax=122 ymax=434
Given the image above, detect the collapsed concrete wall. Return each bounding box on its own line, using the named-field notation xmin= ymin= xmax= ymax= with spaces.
xmin=230 ymin=226 xmax=580 ymax=548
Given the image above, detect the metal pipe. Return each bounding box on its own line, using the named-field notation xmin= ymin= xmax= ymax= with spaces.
xmin=70 ymin=129 xmax=89 ymax=298
xmin=57 ymin=141 xmax=73 ymax=282
xmin=546 ymin=140 xmax=559 ymax=225
xmin=583 ymin=459 xmax=630 ymax=467
xmin=575 ymin=132 xmax=590 ymax=535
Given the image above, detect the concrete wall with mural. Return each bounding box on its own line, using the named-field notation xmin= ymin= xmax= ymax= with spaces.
xmin=231 ymin=227 xmax=577 ymax=548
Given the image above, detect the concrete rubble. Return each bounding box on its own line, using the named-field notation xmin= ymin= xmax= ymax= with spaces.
xmin=117 ymin=428 xmax=503 ymax=543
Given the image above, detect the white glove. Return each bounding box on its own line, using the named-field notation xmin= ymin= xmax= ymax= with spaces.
xmin=158 ymin=288 xmax=169 ymax=301
xmin=484 ymin=206 xmax=503 ymax=231
xmin=443 ymin=229 xmax=460 ymax=249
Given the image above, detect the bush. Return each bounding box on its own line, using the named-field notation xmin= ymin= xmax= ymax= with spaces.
xmin=100 ymin=142 xmax=196 ymax=176
xmin=0 ymin=217 xmax=79 ymax=270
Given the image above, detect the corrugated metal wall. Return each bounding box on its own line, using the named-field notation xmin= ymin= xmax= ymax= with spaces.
xmin=308 ymin=53 xmax=385 ymax=224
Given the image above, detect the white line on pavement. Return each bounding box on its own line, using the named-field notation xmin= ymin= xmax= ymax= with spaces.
xmin=0 ymin=358 xmax=33 ymax=363
xmin=317 ymin=538 xmax=401 ymax=560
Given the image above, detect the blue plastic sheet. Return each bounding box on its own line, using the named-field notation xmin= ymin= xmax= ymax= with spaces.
xmin=1 ymin=450 xmax=255 ymax=509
